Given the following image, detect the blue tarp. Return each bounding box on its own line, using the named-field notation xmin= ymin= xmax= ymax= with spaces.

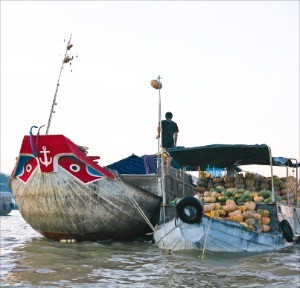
xmin=273 ymin=157 xmax=299 ymax=167
xmin=107 ymin=154 xmax=157 ymax=174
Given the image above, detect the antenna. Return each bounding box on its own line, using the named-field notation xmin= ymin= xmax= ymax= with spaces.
xmin=45 ymin=35 xmax=74 ymax=134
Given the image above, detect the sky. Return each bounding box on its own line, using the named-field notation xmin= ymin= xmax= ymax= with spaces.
xmin=1 ymin=1 xmax=299 ymax=178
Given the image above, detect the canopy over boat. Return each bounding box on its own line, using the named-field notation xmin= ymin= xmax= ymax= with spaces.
xmin=168 ymin=144 xmax=299 ymax=169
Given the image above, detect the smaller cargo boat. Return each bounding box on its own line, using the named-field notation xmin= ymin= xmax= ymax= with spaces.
xmin=153 ymin=144 xmax=300 ymax=253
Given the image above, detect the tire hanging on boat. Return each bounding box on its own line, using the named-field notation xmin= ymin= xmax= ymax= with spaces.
xmin=280 ymin=219 xmax=294 ymax=242
xmin=176 ymin=196 xmax=203 ymax=224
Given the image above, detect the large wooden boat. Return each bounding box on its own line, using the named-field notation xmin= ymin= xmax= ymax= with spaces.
xmin=153 ymin=144 xmax=300 ymax=253
xmin=9 ymin=133 xmax=162 ymax=241
xmin=9 ymin=133 xmax=195 ymax=241
xmin=8 ymin=37 xmax=197 ymax=242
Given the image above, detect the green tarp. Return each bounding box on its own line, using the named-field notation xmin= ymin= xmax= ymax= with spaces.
xmin=168 ymin=144 xmax=298 ymax=169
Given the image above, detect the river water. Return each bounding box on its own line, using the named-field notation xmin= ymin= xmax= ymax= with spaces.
xmin=1 ymin=210 xmax=299 ymax=288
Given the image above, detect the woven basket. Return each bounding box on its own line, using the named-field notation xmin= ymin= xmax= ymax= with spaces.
xmin=260 ymin=177 xmax=269 ymax=184
xmin=280 ymin=189 xmax=287 ymax=195
xmin=245 ymin=179 xmax=255 ymax=187
xmin=235 ymin=184 xmax=245 ymax=189
xmin=225 ymin=182 xmax=235 ymax=188
xmin=223 ymin=175 xmax=235 ymax=183
xmin=235 ymin=179 xmax=245 ymax=185
xmin=280 ymin=183 xmax=287 ymax=189
xmin=213 ymin=177 xmax=224 ymax=183
xmin=245 ymin=172 xmax=255 ymax=179
xmin=235 ymin=174 xmax=244 ymax=180
xmin=150 ymin=79 xmax=162 ymax=89
xmin=195 ymin=186 xmax=206 ymax=193
xmin=207 ymin=181 xmax=214 ymax=190
xmin=260 ymin=183 xmax=270 ymax=190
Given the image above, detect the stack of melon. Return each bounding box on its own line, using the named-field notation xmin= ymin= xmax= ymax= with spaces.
xmin=285 ymin=176 xmax=300 ymax=204
xmin=200 ymin=186 xmax=273 ymax=204
xmin=196 ymin=176 xmax=210 ymax=193
xmin=195 ymin=173 xmax=299 ymax=205
xmin=260 ymin=177 xmax=270 ymax=190
xmin=223 ymin=175 xmax=235 ymax=188
xmin=192 ymin=173 xmax=299 ymax=232
xmin=245 ymin=172 xmax=260 ymax=191
xmin=203 ymin=199 xmax=271 ymax=232
xmin=213 ymin=177 xmax=224 ymax=188
xmin=266 ymin=176 xmax=299 ymax=205
xmin=235 ymin=173 xmax=245 ymax=189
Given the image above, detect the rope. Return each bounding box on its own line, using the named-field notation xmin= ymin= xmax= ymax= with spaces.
xmin=200 ymin=217 xmax=212 ymax=259
xmin=116 ymin=174 xmax=156 ymax=232
xmin=36 ymin=125 xmax=45 ymax=157
xmin=29 ymin=126 xmax=38 ymax=156
xmin=294 ymin=208 xmax=300 ymax=226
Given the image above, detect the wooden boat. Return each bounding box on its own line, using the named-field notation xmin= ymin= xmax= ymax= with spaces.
xmin=9 ymin=132 xmax=196 ymax=241
xmin=153 ymin=144 xmax=300 ymax=253
xmin=8 ymin=37 xmax=197 ymax=242
xmin=0 ymin=173 xmax=17 ymax=216
xmin=9 ymin=133 xmax=162 ymax=241
xmin=0 ymin=192 xmax=16 ymax=216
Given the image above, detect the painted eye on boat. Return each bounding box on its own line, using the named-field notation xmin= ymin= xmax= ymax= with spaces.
xmin=70 ymin=164 xmax=80 ymax=172
xmin=26 ymin=164 xmax=32 ymax=172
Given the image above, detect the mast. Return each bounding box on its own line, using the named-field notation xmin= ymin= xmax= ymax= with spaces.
xmin=46 ymin=35 xmax=74 ymax=134
xmin=151 ymin=76 xmax=166 ymax=222
xmin=157 ymin=76 xmax=166 ymax=206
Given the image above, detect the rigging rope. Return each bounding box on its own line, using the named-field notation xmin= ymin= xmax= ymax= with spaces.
xmin=201 ymin=217 xmax=212 ymax=259
xmin=116 ymin=174 xmax=156 ymax=232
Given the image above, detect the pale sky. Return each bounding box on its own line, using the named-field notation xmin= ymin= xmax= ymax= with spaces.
xmin=1 ymin=1 xmax=299 ymax=177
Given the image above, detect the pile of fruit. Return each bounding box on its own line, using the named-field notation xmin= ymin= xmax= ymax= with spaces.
xmin=196 ymin=173 xmax=299 ymax=205
xmin=193 ymin=172 xmax=300 ymax=233
xmin=197 ymin=186 xmax=274 ymax=204
xmin=202 ymin=197 xmax=271 ymax=232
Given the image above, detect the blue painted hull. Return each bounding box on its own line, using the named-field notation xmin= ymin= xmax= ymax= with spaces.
xmin=154 ymin=204 xmax=300 ymax=252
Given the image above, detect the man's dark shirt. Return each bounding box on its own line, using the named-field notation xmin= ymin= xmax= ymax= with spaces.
xmin=161 ymin=120 xmax=179 ymax=148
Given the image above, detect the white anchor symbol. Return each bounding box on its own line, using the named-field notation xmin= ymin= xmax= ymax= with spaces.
xmin=39 ymin=146 xmax=53 ymax=167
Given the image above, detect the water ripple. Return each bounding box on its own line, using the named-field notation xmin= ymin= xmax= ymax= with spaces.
xmin=1 ymin=211 xmax=299 ymax=288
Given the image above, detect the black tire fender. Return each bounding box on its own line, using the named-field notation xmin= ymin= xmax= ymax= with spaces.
xmin=280 ymin=219 xmax=294 ymax=243
xmin=176 ymin=196 xmax=203 ymax=224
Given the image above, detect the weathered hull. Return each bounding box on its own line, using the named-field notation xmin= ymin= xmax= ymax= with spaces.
xmin=10 ymin=168 xmax=161 ymax=241
xmin=154 ymin=205 xmax=300 ymax=252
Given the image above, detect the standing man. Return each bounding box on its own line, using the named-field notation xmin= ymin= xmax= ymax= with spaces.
xmin=156 ymin=112 xmax=179 ymax=172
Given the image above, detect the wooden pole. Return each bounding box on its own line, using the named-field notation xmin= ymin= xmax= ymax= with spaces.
xmin=46 ymin=35 xmax=73 ymax=134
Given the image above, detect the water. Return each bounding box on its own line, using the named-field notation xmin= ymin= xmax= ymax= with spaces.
xmin=1 ymin=210 xmax=299 ymax=288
